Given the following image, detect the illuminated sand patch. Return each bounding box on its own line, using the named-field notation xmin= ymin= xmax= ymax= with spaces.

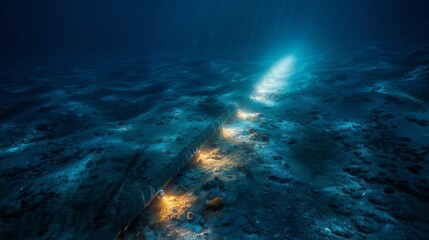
xmin=196 ymin=149 xmax=237 ymax=173
xmin=220 ymin=126 xmax=252 ymax=144
xmin=157 ymin=193 xmax=197 ymax=222
xmin=220 ymin=121 xmax=267 ymax=145
xmin=251 ymin=55 xmax=295 ymax=105
xmin=220 ymin=127 xmax=237 ymax=139
xmin=237 ymin=109 xmax=260 ymax=120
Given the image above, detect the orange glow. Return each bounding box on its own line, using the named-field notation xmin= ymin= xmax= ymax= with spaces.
xmin=196 ymin=149 xmax=236 ymax=172
xmin=157 ymin=193 xmax=196 ymax=222
xmin=221 ymin=127 xmax=236 ymax=138
xmin=237 ymin=109 xmax=260 ymax=120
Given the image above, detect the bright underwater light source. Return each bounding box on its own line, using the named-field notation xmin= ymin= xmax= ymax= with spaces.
xmin=251 ymin=55 xmax=295 ymax=105
xmin=237 ymin=109 xmax=260 ymax=120
xmin=157 ymin=189 xmax=165 ymax=199
xmin=221 ymin=127 xmax=237 ymax=138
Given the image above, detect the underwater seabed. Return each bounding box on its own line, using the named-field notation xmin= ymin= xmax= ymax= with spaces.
xmin=1 ymin=45 xmax=429 ymax=239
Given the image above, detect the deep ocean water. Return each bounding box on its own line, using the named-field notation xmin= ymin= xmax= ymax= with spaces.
xmin=1 ymin=1 xmax=429 ymax=240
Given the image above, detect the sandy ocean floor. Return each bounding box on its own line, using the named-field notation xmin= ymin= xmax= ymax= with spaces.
xmin=1 ymin=46 xmax=429 ymax=239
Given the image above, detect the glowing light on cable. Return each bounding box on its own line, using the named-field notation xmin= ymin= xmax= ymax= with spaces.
xmin=237 ymin=109 xmax=260 ymax=120
xmin=251 ymin=55 xmax=295 ymax=105
xmin=196 ymin=149 xmax=237 ymax=173
xmin=221 ymin=127 xmax=236 ymax=138
xmin=157 ymin=189 xmax=165 ymax=199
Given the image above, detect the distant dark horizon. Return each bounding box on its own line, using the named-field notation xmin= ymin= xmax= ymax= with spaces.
xmin=1 ymin=0 xmax=429 ymax=59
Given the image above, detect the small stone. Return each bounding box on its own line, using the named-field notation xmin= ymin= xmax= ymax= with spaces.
xmin=268 ymin=175 xmax=292 ymax=184
xmin=205 ymin=197 xmax=224 ymax=211
xmin=320 ymin=227 xmax=332 ymax=236
xmin=186 ymin=212 xmax=194 ymax=221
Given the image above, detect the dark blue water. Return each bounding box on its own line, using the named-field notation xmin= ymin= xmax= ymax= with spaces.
xmin=1 ymin=0 xmax=429 ymax=58
xmin=1 ymin=1 xmax=429 ymax=239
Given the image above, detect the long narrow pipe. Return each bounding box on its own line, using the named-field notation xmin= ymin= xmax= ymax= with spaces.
xmin=91 ymin=103 xmax=238 ymax=239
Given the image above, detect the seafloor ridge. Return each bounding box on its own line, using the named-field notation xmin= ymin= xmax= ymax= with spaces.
xmin=1 ymin=45 xmax=429 ymax=239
